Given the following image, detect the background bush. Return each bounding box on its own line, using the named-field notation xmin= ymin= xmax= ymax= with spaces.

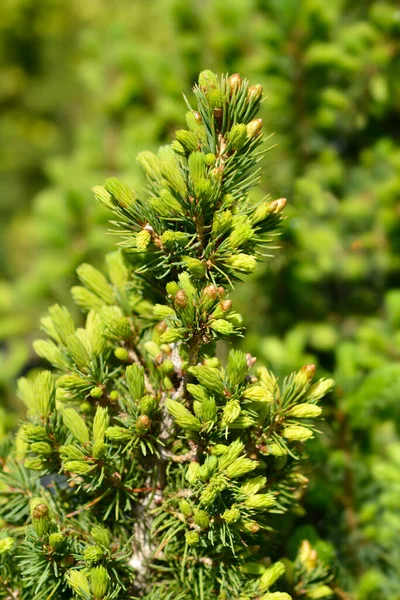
xmin=1 ymin=0 xmax=400 ymax=597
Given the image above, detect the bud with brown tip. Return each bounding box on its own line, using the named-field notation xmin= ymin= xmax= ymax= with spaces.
xmin=247 ymin=118 xmax=263 ymax=138
xmin=136 ymin=414 xmax=151 ymax=433
xmin=174 ymin=289 xmax=188 ymax=309
xmin=220 ymin=299 xmax=232 ymax=312
xmin=247 ymin=84 xmax=263 ymax=101
xmin=202 ymin=284 xmax=218 ymax=311
xmin=228 ymin=73 xmax=242 ymax=92
xmin=31 ymin=501 xmax=50 ymax=537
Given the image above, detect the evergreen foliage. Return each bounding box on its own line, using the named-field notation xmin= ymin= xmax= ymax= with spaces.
xmin=0 ymin=72 xmax=335 ymax=599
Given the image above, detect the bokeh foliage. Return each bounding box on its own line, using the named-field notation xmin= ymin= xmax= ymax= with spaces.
xmin=1 ymin=0 xmax=400 ymax=597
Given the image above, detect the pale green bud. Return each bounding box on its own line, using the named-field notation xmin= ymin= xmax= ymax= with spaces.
xmin=176 ymin=129 xmax=198 ymax=152
xmin=66 ymin=569 xmax=91 ymax=598
xmin=114 ymin=347 xmax=129 ymax=361
xmin=225 ymin=457 xmax=258 ymax=479
xmin=171 ymin=140 xmax=185 ymax=155
xmin=212 ymin=210 xmax=233 ymax=236
xmin=33 ymin=370 xmax=55 ymax=417
xmin=106 ymin=250 xmax=128 ymax=288
xmin=63 ymin=408 xmax=90 ymax=445
xmin=161 ymin=230 xmax=190 ymax=248
xmin=251 ymin=198 xmax=286 ymax=224
xmin=307 ymin=586 xmax=332 ymax=599
xmin=159 ymin=188 xmax=183 ymax=213
xmin=126 ymin=364 xmax=145 ymax=400
xmin=84 ymin=545 xmax=104 ymax=565
xmin=193 ymin=509 xmax=210 ymax=528
xmin=77 ymin=264 xmax=114 ymax=304
xmin=183 ymin=256 xmax=206 ymax=279
xmin=226 ymin=349 xmax=248 ymax=386
xmin=59 ymin=445 xmax=86 ymax=461
xmin=218 ymin=439 xmax=245 ymax=470
xmin=137 ymin=151 xmax=162 ymax=179
xmin=64 ymin=460 xmax=94 ymax=475
xmin=24 ymin=458 xmax=45 ymax=471
xmin=194 ymin=178 xmax=213 ymax=203
xmin=72 ymin=286 xmax=105 ymax=312
xmin=226 ymin=253 xmax=257 ymax=273
xmin=30 ymin=442 xmax=52 ymax=456
xmin=144 ymin=341 xmax=162 ymax=359
xmin=136 ymin=229 xmax=151 ymax=252
xmin=199 ymin=455 xmax=218 ymax=481
xmin=241 ymin=476 xmax=267 ymax=496
xmin=101 ymin=306 xmax=132 ymax=340
xmin=200 ymin=474 xmax=228 ymax=504
xmin=91 ymin=526 xmax=110 ymax=548
xmin=221 ymin=399 xmax=241 ymax=425
xmin=159 ymin=146 xmax=186 ymax=196
xmin=211 ymin=444 xmax=228 ymax=456
xmin=105 ymin=426 xmax=132 ymax=441
xmin=90 ymin=566 xmax=110 ymax=598
xmin=186 ymin=461 xmax=201 ymax=483
xmin=166 ymin=399 xmax=201 ymax=432
xmin=185 ymin=110 xmax=206 ymax=141
xmin=160 ymin=328 xmax=185 ymax=344
xmin=222 ymin=506 xmax=241 ymax=523
xmin=160 ymin=359 xmax=174 ymax=376
xmin=46 ymin=304 xmax=75 ymax=345
xmin=227 ymin=124 xmax=247 ymax=150
xmin=92 ymin=185 xmax=115 ymax=210
xmin=282 ymin=425 xmax=314 ymax=442
xmin=259 ymin=561 xmax=286 ymax=591
xmin=210 ymin=319 xmax=234 ymax=336
xmin=228 ymin=414 xmax=256 ymax=429
xmin=48 ymin=532 xmax=64 ymax=549
xmin=243 ymin=493 xmax=275 ymax=510
xmin=186 ymin=384 xmax=209 ymax=403
xmin=188 ymin=366 xmax=224 ymax=394
xmin=93 ymin=407 xmax=109 ymax=443
xmin=207 ymin=87 xmax=223 ymax=109
xmin=66 ymin=333 xmax=91 ymax=368
xmin=185 ymin=531 xmax=200 ymax=546
xmin=306 ymin=378 xmax=335 ymax=402
xmin=198 ymin=70 xmax=218 ymax=88
xmin=0 ymin=537 xmax=15 ymax=554
xmin=205 ymin=153 xmax=216 ymax=165
xmin=244 ymin=386 xmax=273 ymax=402
xmin=33 ymin=339 xmax=66 ymax=369
xmin=57 ymin=373 xmax=89 ymax=391
xmin=179 ymin=499 xmax=192 ymax=516
xmin=153 ymin=304 xmax=176 ymax=320
xmin=139 ymin=395 xmax=157 ymax=415
xmin=267 ymin=443 xmax=288 ymax=456
xmin=188 ymin=151 xmax=206 ymax=183
xmin=286 ymin=403 xmax=322 ymax=418
xmin=105 ymin=177 xmax=136 ymax=208
xmin=92 ymin=440 xmax=106 ymax=459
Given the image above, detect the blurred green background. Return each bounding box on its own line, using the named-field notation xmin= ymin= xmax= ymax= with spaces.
xmin=1 ymin=0 xmax=400 ymax=597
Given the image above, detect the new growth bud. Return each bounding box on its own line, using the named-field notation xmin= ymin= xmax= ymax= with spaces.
xmin=247 ymin=118 xmax=263 ymax=138
xmin=228 ymin=73 xmax=242 ymax=92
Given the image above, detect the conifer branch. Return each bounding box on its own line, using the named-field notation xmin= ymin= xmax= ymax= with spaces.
xmin=0 ymin=71 xmax=336 ymax=600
